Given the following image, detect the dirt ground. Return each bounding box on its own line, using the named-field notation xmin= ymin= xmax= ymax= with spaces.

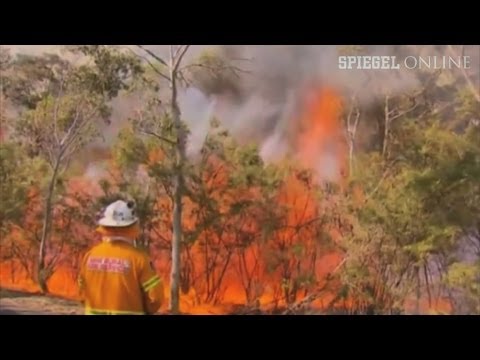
xmin=0 ymin=289 xmax=83 ymax=315
xmin=0 ymin=288 xmax=315 ymax=315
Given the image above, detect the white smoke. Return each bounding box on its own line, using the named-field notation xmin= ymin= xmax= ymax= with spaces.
xmin=85 ymin=163 xmax=108 ymax=180
xmin=260 ymin=132 xmax=288 ymax=163
xmin=5 ymin=45 xmax=60 ymax=55
xmin=178 ymin=87 xmax=216 ymax=159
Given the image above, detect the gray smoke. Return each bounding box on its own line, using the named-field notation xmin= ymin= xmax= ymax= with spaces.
xmin=213 ymin=46 xmax=422 ymax=139
xmin=8 ymin=45 xmax=480 ymax=175
xmin=207 ymin=45 xmax=479 ymax=172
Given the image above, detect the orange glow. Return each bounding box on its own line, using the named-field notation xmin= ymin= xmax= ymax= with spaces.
xmin=147 ymin=148 xmax=165 ymax=165
xmin=0 ymin=87 xmax=452 ymax=314
xmin=296 ymin=87 xmax=346 ymax=183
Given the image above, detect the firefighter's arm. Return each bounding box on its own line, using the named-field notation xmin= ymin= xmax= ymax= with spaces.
xmin=139 ymin=257 xmax=164 ymax=314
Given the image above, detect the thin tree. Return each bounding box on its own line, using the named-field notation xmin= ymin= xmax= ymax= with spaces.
xmin=134 ymin=45 xmax=248 ymax=313
xmin=7 ymin=46 xmax=141 ymax=292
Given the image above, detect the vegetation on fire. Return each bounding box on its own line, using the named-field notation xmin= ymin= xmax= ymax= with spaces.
xmin=0 ymin=45 xmax=479 ymax=314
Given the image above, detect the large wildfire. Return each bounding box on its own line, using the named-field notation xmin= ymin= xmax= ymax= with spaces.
xmin=0 ymin=86 xmax=451 ymax=314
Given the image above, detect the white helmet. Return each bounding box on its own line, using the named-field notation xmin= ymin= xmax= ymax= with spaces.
xmin=98 ymin=200 xmax=138 ymax=227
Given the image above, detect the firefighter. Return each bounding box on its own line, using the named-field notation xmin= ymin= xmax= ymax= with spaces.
xmin=78 ymin=200 xmax=164 ymax=315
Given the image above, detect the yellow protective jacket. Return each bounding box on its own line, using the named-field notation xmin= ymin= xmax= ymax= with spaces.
xmin=78 ymin=240 xmax=164 ymax=315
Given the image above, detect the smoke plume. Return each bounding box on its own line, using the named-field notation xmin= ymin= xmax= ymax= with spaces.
xmin=206 ymin=45 xmax=479 ymax=176
xmin=8 ymin=45 xmax=480 ymax=179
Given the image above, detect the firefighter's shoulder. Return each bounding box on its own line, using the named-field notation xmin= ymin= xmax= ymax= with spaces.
xmin=126 ymin=246 xmax=152 ymax=265
xmin=81 ymin=246 xmax=96 ymax=261
xmin=87 ymin=243 xmax=104 ymax=253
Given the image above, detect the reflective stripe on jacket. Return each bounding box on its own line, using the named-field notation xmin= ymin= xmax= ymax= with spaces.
xmin=85 ymin=308 xmax=146 ymax=315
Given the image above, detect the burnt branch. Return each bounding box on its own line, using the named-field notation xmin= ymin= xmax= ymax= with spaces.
xmin=125 ymin=47 xmax=170 ymax=83
xmin=140 ymin=129 xmax=177 ymax=146
xmin=136 ymin=46 xmax=169 ymax=68
xmin=173 ymin=45 xmax=191 ymax=73
xmin=180 ymin=63 xmax=251 ymax=78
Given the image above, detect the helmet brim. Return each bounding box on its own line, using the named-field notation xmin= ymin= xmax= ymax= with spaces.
xmin=98 ymin=218 xmax=138 ymax=227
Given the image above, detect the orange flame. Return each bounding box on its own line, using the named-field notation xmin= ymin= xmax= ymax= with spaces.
xmin=0 ymin=87 xmax=452 ymax=315
xmin=296 ymin=87 xmax=346 ymax=182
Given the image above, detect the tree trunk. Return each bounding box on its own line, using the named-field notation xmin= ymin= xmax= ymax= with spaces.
xmin=345 ymin=100 xmax=360 ymax=176
xmin=10 ymin=258 xmax=15 ymax=283
xmin=382 ymin=95 xmax=390 ymax=158
xmin=348 ymin=138 xmax=354 ymax=175
xmin=415 ymin=268 xmax=421 ymax=315
xmin=171 ymin=171 xmax=182 ymax=313
xmin=38 ymin=157 xmax=61 ymax=293
xmin=169 ymin=51 xmax=186 ymax=314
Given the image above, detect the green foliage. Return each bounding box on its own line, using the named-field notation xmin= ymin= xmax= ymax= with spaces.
xmin=7 ymin=53 xmax=70 ymax=109
xmin=67 ymin=45 xmax=144 ymax=99
xmin=445 ymin=262 xmax=480 ymax=313
xmin=186 ymin=49 xmax=243 ymax=96
xmin=113 ymin=127 xmax=149 ymax=170
xmin=0 ymin=47 xmax=12 ymax=100
xmin=339 ymin=82 xmax=480 ymax=312
xmin=227 ymin=143 xmax=264 ymax=187
xmin=0 ymin=47 xmax=11 ymax=68
xmin=8 ymin=46 xmax=143 ymax=165
xmin=0 ymin=141 xmax=48 ymax=231
xmin=409 ymin=122 xmax=480 ymax=230
xmin=455 ymin=87 xmax=480 ymax=124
